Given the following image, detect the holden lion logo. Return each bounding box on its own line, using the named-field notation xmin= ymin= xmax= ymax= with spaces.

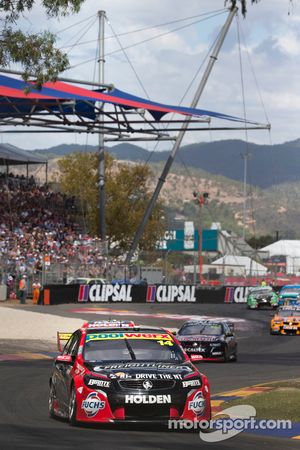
xmin=143 ymin=380 xmax=153 ymax=390
xmin=81 ymin=392 xmax=105 ymax=417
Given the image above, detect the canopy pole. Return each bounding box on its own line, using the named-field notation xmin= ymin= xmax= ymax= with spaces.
xmin=0 ymin=68 xmax=114 ymax=90
xmin=98 ymin=11 xmax=106 ymax=246
xmin=125 ymin=6 xmax=238 ymax=266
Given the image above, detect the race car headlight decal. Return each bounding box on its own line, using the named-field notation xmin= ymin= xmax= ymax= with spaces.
xmin=84 ymin=375 xmax=111 ymax=389
xmin=273 ymin=320 xmax=282 ymax=324
xmin=210 ymin=343 xmax=221 ymax=346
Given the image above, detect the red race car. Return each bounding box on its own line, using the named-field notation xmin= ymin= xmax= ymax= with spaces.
xmin=49 ymin=320 xmax=211 ymax=425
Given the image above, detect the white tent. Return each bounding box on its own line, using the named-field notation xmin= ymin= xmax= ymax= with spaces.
xmin=260 ymin=240 xmax=300 ymax=274
xmin=260 ymin=240 xmax=300 ymax=258
xmin=211 ymin=255 xmax=267 ymax=276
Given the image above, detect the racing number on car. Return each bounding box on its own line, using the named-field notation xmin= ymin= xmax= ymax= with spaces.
xmin=157 ymin=340 xmax=173 ymax=346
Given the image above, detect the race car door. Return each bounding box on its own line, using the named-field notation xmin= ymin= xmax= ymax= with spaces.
xmin=55 ymin=331 xmax=81 ymax=412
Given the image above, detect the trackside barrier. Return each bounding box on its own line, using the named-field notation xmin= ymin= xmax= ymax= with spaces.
xmin=40 ymin=284 xmax=226 ymax=305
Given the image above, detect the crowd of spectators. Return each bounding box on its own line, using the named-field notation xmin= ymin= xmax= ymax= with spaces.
xmin=0 ymin=173 xmax=111 ymax=282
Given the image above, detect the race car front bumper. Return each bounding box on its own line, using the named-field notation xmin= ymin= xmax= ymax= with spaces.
xmin=74 ymin=384 xmax=211 ymax=423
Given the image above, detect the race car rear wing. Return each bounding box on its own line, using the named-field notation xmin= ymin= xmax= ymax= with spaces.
xmin=57 ymin=332 xmax=72 ymax=353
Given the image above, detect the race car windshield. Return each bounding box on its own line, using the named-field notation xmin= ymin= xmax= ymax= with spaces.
xmin=254 ymin=289 xmax=272 ymax=295
xmin=250 ymin=287 xmax=272 ymax=293
xmin=278 ymin=310 xmax=300 ymax=317
xmin=180 ymin=323 xmax=223 ymax=336
xmin=83 ymin=336 xmax=185 ymax=363
xmin=281 ymin=288 xmax=300 ymax=295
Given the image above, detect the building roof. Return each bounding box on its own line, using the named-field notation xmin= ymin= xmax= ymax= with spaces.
xmin=0 ymin=143 xmax=47 ymax=165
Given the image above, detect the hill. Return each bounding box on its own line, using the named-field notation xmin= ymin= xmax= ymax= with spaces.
xmin=33 ymin=156 xmax=300 ymax=238
xmin=32 ymin=138 xmax=300 ymax=189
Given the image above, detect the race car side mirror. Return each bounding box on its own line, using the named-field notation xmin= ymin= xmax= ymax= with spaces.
xmin=55 ymin=355 xmax=73 ymax=364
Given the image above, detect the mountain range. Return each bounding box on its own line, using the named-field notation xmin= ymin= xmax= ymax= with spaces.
xmin=32 ymin=138 xmax=300 ymax=189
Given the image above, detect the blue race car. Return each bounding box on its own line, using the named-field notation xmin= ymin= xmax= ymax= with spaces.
xmin=278 ymin=285 xmax=300 ymax=306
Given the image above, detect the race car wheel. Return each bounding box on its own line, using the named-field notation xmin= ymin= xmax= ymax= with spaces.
xmin=231 ymin=352 xmax=238 ymax=362
xmin=223 ymin=347 xmax=230 ymax=362
xmin=48 ymin=383 xmax=56 ymax=418
xmin=68 ymin=386 xmax=78 ymax=426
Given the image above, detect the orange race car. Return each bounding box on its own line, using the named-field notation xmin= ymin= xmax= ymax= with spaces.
xmin=270 ymin=306 xmax=300 ymax=335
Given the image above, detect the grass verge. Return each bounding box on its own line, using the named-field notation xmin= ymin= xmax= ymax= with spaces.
xmin=221 ymin=379 xmax=300 ymax=422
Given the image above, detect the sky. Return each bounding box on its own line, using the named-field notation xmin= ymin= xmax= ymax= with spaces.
xmin=1 ymin=0 xmax=299 ymax=151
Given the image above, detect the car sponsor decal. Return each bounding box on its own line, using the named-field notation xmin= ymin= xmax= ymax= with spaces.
xmin=87 ymin=379 xmax=110 ymax=388
xmin=135 ymin=373 xmax=182 ymax=380
xmin=188 ymin=391 xmax=206 ymax=416
xmin=85 ymin=332 xmax=173 ymax=343
xmin=81 ymin=392 xmax=105 ymax=417
xmin=125 ymin=394 xmax=171 ymax=404
xmin=182 ymin=379 xmax=201 ymax=388
xmin=93 ymin=362 xmax=192 ymax=371
xmin=178 ymin=336 xmax=218 ymax=342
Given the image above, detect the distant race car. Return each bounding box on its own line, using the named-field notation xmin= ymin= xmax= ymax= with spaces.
xmin=176 ymin=320 xmax=237 ymax=362
xmin=278 ymin=285 xmax=300 ymax=306
xmin=49 ymin=320 xmax=211 ymax=425
xmin=270 ymin=306 xmax=300 ymax=335
xmin=247 ymin=286 xmax=279 ymax=309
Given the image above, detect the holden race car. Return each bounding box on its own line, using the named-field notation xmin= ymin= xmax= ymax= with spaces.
xmin=176 ymin=320 xmax=237 ymax=362
xmin=49 ymin=320 xmax=211 ymax=425
xmin=270 ymin=306 xmax=300 ymax=335
xmin=247 ymin=286 xmax=279 ymax=309
xmin=278 ymin=285 xmax=300 ymax=306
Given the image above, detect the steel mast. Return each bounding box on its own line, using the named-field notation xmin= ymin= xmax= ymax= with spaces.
xmin=125 ymin=6 xmax=238 ymax=265
xmin=98 ymin=10 xmax=106 ymax=244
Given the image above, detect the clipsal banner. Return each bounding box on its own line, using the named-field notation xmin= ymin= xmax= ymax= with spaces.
xmin=78 ymin=284 xmax=133 ymax=302
xmin=146 ymin=285 xmax=196 ymax=303
xmin=224 ymin=286 xmax=255 ymax=303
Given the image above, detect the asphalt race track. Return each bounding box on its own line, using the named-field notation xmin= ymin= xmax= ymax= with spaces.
xmin=0 ymin=303 xmax=299 ymax=450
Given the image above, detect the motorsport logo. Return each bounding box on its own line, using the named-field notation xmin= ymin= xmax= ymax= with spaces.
xmin=78 ymin=284 xmax=133 ymax=302
xmin=168 ymin=405 xmax=292 ymax=442
xmin=146 ymin=285 xmax=196 ymax=303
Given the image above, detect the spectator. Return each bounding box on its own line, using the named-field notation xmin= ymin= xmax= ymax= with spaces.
xmin=32 ymin=280 xmax=42 ymax=304
xmin=18 ymin=274 xmax=28 ymax=304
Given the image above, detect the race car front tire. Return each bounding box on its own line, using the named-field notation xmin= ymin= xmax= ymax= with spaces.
xmin=231 ymin=352 xmax=238 ymax=362
xmin=48 ymin=382 xmax=56 ymax=419
xmin=223 ymin=347 xmax=230 ymax=362
xmin=68 ymin=386 xmax=78 ymax=426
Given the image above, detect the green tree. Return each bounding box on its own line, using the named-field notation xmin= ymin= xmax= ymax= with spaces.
xmin=226 ymin=0 xmax=292 ymax=16
xmin=0 ymin=0 xmax=85 ymax=86
xmin=246 ymin=234 xmax=276 ymax=249
xmin=58 ymin=152 xmax=165 ymax=251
